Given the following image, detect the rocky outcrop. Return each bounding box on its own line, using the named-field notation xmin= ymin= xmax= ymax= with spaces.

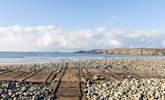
xmin=91 ymin=48 xmax=165 ymax=55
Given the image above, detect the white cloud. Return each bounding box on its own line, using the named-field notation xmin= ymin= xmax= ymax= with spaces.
xmin=0 ymin=25 xmax=60 ymax=35
xmin=110 ymin=40 xmax=120 ymax=47
xmin=37 ymin=34 xmax=54 ymax=47
xmin=128 ymin=30 xmax=164 ymax=37
xmin=0 ymin=25 xmax=164 ymax=51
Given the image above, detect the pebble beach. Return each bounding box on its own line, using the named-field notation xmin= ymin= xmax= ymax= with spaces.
xmin=0 ymin=58 xmax=164 ymax=100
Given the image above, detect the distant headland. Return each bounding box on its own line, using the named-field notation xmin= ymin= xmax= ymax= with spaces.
xmin=75 ymin=48 xmax=165 ymax=55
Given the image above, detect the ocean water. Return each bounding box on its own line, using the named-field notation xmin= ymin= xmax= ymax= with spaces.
xmin=0 ymin=52 xmax=164 ymax=64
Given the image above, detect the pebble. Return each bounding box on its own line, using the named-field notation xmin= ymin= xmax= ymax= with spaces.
xmin=0 ymin=82 xmax=51 ymax=99
xmin=93 ymin=75 xmax=105 ymax=80
xmin=87 ymin=78 xmax=165 ymax=100
xmin=0 ymin=58 xmax=164 ymax=99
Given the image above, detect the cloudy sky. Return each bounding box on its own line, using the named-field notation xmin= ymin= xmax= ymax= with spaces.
xmin=0 ymin=0 xmax=165 ymax=51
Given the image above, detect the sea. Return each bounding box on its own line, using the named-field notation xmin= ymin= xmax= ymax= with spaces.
xmin=0 ymin=52 xmax=164 ymax=64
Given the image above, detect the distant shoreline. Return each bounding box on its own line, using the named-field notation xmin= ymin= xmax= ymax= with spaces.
xmin=75 ymin=48 xmax=165 ymax=55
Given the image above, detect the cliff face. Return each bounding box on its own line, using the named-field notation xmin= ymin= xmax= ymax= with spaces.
xmin=93 ymin=48 xmax=165 ymax=55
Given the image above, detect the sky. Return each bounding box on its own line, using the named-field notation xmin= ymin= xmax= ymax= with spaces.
xmin=0 ymin=0 xmax=164 ymax=51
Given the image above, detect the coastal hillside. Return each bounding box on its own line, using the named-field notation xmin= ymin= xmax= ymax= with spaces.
xmin=94 ymin=48 xmax=165 ymax=55
xmin=77 ymin=48 xmax=165 ymax=55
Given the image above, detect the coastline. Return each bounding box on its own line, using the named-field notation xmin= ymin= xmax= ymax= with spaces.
xmin=76 ymin=48 xmax=165 ymax=55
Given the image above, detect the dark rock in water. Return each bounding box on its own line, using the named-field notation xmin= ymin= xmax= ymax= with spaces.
xmin=74 ymin=50 xmax=88 ymax=53
xmin=74 ymin=49 xmax=100 ymax=54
